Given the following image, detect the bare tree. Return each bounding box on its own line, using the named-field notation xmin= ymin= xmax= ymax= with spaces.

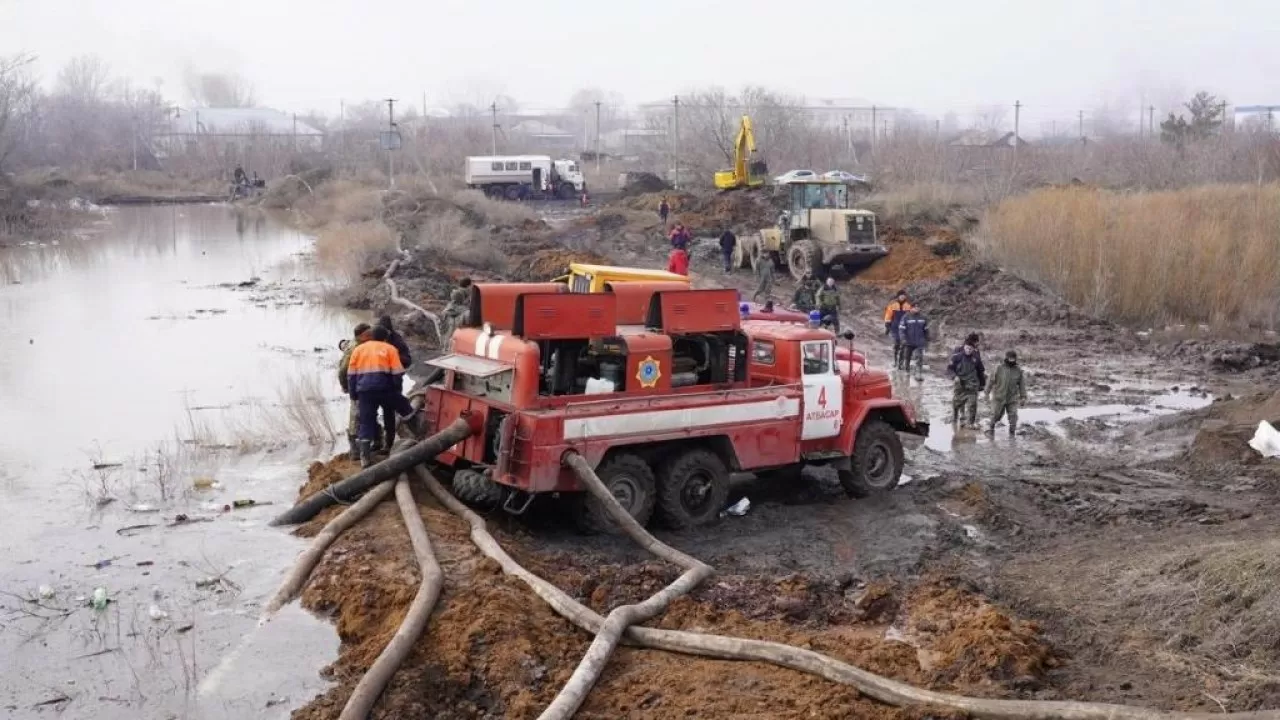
xmin=972 ymin=105 xmax=1009 ymax=132
xmin=56 ymin=55 xmax=111 ymax=105
xmin=185 ymin=70 xmax=255 ymax=107
xmin=0 ymin=54 xmax=37 ymax=172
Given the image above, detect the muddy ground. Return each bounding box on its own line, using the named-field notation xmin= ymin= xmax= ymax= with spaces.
xmin=288 ymin=185 xmax=1280 ymax=718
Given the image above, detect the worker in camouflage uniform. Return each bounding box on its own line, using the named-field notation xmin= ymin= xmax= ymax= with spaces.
xmin=791 ymin=272 xmax=819 ymax=313
xmin=946 ymin=333 xmax=986 ymax=428
xmin=986 ymin=349 xmax=1027 ymax=437
xmin=752 ymin=252 xmax=775 ymax=302
xmin=816 ymin=277 xmax=841 ymax=333
xmin=338 ymin=322 xmax=374 ymax=455
xmin=440 ymin=277 xmax=473 ymax=345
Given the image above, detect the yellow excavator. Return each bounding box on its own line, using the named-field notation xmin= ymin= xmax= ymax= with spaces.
xmin=713 ymin=115 xmax=769 ymax=190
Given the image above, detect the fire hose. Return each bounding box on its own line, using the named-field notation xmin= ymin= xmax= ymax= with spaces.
xmin=267 ymin=446 xmax=1279 ymax=719
xmin=267 ymin=415 xmax=475 ymax=527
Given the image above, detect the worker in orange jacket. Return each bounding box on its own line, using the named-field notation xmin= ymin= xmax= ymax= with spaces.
xmin=347 ymin=325 xmax=419 ymax=467
xmin=883 ymin=290 xmax=914 ymax=369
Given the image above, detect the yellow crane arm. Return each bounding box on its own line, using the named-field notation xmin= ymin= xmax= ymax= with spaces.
xmin=733 ymin=115 xmax=757 ymax=180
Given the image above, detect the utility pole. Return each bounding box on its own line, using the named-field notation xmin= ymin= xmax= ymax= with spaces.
xmin=1149 ymin=105 xmax=1155 ymax=138
xmin=1013 ymin=100 xmax=1021 ymax=161
xmin=871 ymin=105 xmax=877 ymax=153
xmin=292 ymin=112 xmax=298 ymax=153
xmin=386 ymin=98 xmax=397 ymax=188
xmin=422 ymin=92 xmax=427 ymax=118
xmin=131 ymin=113 xmax=138 ymax=171
xmin=595 ymin=100 xmax=602 ymax=174
xmin=1078 ymin=110 xmax=1085 ymax=146
xmin=1220 ymin=101 xmax=1230 ymax=133
xmin=673 ymin=95 xmax=680 ymax=190
xmin=490 ymin=102 xmax=499 ymax=155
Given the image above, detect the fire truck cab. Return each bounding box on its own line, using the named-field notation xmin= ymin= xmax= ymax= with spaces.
xmin=420 ymin=283 xmax=926 ymax=532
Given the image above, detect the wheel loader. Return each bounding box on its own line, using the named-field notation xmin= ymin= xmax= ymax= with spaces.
xmin=732 ymin=180 xmax=887 ymax=281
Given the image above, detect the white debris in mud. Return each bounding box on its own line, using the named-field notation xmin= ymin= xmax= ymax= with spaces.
xmin=1248 ymin=421 xmax=1280 ymax=458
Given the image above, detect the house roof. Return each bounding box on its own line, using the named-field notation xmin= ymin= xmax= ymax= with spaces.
xmin=169 ymin=107 xmax=323 ymax=136
xmin=947 ymin=129 xmax=1028 ymax=147
xmin=511 ymin=120 xmax=573 ymax=137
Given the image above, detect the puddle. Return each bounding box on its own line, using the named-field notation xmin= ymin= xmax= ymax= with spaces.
xmin=918 ymin=388 xmax=1212 ymax=453
xmin=0 ymin=205 xmax=359 ymax=718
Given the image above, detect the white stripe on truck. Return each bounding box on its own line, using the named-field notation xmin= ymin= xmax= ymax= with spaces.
xmin=563 ymin=397 xmax=801 ymax=441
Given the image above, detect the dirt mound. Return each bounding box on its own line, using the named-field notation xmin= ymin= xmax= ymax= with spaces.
xmin=910 ymin=263 xmax=1108 ymax=330
xmin=508 ymin=247 xmax=615 ymax=282
xmin=613 ymin=189 xmax=783 ymax=235
xmin=858 ymin=232 xmax=962 ymax=288
xmin=902 ymin=582 xmax=1057 ymax=690
xmin=1161 ymin=391 xmax=1280 ymax=469
xmin=618 ymin=172 xmax=671 ymax=197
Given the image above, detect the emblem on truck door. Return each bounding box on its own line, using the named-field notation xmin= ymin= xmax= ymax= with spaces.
xmin=636 ymin=356 xmax=662 ymax=388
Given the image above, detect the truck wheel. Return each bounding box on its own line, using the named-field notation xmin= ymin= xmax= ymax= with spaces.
xmin=452 ymin=469 xmax=503 ymax=509
xmin=577 ymin=453 xmax=656 ymax=534
xmin=503 ymin=185 xmax=522 ymax=201
xmin=787 ymin=240 xmax=820 ymax=282
xmin=658 ymin=449 xmax=730 ymax=529
xmin=839 ymin=420 xmax=904 ymax=498
xmin=557 ymin=183 xmax=576 ymax=200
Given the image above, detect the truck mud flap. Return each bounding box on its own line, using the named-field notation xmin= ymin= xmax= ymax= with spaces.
xmin=912 ymin=420 xmax=930 ymax=437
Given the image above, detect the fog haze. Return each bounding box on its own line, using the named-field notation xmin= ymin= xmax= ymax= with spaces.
xmin=2 ymin=0 xmax=1276 ymax=115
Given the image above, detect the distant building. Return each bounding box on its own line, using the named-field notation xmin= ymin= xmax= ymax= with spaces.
xmin=156 ymin=107 xmax=324 ymax=156
xmin=1235 ymin=105 xmax=1279 ymax=132
xmin=509 ymin=120 xmax=576 ymax=150
xmin=947 ymin=130 xmax=1029 ymax=148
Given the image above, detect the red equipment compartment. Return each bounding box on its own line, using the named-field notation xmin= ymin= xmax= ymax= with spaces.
xmin=514 ymin=292 xmax=617 ymax=340
xmin=646 ymin=288 xmax=741 ymax=333
xmin=605 ymin=281 xmax=690 ymax=325
xmin=468 ymin=282 xmax=565 ymax=331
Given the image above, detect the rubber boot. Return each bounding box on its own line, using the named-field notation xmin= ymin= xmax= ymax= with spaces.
xmin=346 ymin=433 xmax=358 ymax=458
xmin=357 ymin=440 xmax=374 ymax=469
xmin=1009 ymin=422 xmax=1017 ymax=438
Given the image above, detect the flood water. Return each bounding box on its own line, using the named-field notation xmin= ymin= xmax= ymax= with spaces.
xmin=0 ymin=205 xmax=359 ymax=719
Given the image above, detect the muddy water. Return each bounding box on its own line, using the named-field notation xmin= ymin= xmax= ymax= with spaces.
xmin=0 ymin=205 xmax=358 ymax=719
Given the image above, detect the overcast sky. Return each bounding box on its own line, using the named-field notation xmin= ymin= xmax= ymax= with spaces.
xmin=1 ymin=0 xmax=1276 ymax=125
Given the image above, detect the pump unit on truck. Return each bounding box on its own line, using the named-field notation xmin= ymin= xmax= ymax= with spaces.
xmin=413 ymin=283 xmax=928 ymax=533
xmin=464 ymin=155 xmax=586 ymax=200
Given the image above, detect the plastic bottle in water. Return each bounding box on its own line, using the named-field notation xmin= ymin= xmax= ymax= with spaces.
xmin=91 ymin=587 xmax=108 ymax=611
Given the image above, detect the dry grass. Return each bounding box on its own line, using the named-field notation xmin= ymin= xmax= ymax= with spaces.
xmin=981 ymin=184 xmax=1280 ymax=329
xmin=179 ymin=378 xmax=340 ymax=453
xmin=860 ymin=182 xmax=988 ymax=225
xmin=412 ymin=208 xmax=506 ymax=271
xmin=1108 ymin=538 xmax=1280 ymax=674
xmin=314 ymin=220 xmax=397 ymax=279
xmin=450 ymin=188 xmax=537 ymax=226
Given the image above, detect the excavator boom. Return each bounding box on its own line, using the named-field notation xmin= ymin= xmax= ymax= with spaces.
xmin=714 ymin=115 xmax=767 ymax=190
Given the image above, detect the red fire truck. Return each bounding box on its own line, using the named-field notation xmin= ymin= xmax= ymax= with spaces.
xmin=418 ymin=282 xmax=927 ymax=532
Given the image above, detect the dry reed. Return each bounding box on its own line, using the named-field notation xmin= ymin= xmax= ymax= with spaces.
xmin=982 ymin=184 xmax=1280 ymax=329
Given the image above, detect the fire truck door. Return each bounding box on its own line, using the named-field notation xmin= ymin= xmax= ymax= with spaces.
xmin=800 ymin=340 xmax=842 ymax=440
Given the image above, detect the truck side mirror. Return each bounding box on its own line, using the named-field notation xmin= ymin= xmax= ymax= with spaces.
xmin=841 ymin=330 xmax=855 ymax=341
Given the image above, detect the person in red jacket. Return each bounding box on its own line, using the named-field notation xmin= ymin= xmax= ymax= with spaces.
xmin=667 ymin=247 xmax=690 ymax=276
